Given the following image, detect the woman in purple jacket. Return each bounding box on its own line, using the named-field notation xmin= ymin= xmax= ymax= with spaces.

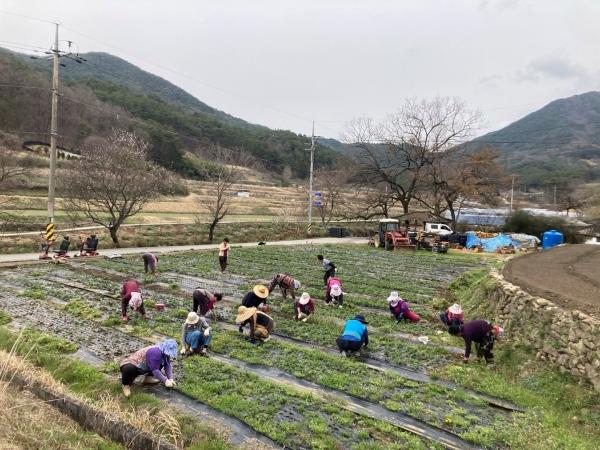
xmin=449 ymin=320 xmax=503 ymax=367
xmin=119 ymin=339 xmax=178 ymax=397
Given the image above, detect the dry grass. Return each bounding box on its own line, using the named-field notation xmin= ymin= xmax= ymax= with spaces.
xmin=0 ymin=333 xmax=184 ymax=448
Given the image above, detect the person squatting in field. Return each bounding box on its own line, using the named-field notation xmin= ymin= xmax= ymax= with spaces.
xmin=268 ymin=273 xmax=301 ymax=300
xmin=120 ymin=278 xmax=147 ymax=321
xmin=119 ymin=338 xmax=178 ymax=397
xmin=336 ymin=314 xmax=369 ymax=357
xmin=241 ymin=284 xmax=269 ymax=310
xmin=439 ymin=303 xmax=464 ymax=327
xmin=236 ymin=305 xmax=275 ymax=343
xmin=449 ymin=319 xmax=504 ymax=367
xmin=181 ymin=312 xmax=212 ymax=356
xmin=142 ymin=252 xmax=158 ymax=274
xmin=192 ymin=288 xmax=223 ymax=317
xmin=317 ymin=254 xmax=336 ymax=286
xmin=294 ymin=292 xmax=316 ymax=322
xmin=325 ymin=276 xmax=344 ymax=307
xmin=387 ymin=291 xmax=420 ymax=323
xmin=218 ymin=237 xmax=230 ymax=272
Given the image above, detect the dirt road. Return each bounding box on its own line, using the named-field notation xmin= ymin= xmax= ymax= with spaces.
xmin=503 ymin=244 xmax=600 ymax=317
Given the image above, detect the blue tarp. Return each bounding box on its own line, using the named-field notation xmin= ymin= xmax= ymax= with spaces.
xmin=465 ymin=232 xmax=520 ymax=252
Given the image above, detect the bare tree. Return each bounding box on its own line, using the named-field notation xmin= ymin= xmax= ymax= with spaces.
xmin=0 ymin=148 xmax=27 ymax=184
xmin=339 ymin=183 xmax=399 ymax=221
xmin=60 ymin=130 xmax=175 ymax=246
xmin=344 ymin=97 xmax=480 ymax=215
xmin=416 ymin=147 xmax=505 ymax=228
xmin=198 ymin=146 xmax=253 ymax=242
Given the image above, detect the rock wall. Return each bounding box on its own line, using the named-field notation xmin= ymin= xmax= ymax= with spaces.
xmin=487 ymin=269 xmax=600 ymax=391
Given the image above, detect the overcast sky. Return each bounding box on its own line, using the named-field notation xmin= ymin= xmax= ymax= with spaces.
xmin=1 ymin=0 xmax=598 ymax=139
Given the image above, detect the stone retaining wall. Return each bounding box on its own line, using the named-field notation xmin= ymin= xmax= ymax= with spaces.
xmin=488 ymin=269 xmax=600 ymax=391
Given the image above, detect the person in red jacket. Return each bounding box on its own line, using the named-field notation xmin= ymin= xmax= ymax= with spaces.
xmin=325 ymin=277 xmax=344 ymax=306
xmin=294 ymin=292 xmax=315 ymax=322
xmin=121 ymin=278 xmax=147 ymax=321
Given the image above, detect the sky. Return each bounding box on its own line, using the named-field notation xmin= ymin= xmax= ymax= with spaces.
xmin=1 ymin=0 xmax=599 ymax=140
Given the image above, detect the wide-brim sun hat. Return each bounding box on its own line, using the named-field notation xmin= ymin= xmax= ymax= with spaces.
xmin=293 ymin=279 xmax=301 ymax=289
xmin=236 ymin=305 xmax=257 ymax=323
xmin=353 ymin=314 xmax=368 ymax=324
xmin=185 ymin=311 xmax=200 ymax=325
xmin=299 ymin=292 xmax=310 ymax=305
xmin=253 ymin=284 xmax=269 ymax=299
xmin=330 ymin=285 xmax=342 ymax=296
xmin=448 ymin=303 xmax=463 ymax=315
xmin=387 ymin=291 xmax=400 ymax=303
xmin=158 ymin=339 xmax=178 ymax=359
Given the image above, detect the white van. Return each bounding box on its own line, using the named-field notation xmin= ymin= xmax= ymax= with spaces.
xmin=424 ymin=222 xmax=453 ymax=236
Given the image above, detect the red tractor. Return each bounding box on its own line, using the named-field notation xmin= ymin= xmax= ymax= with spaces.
xmin=371 ymin=219 xmax=416 ymax=251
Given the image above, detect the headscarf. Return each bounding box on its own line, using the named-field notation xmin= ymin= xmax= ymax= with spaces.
xmin=158 ymin=339 xmax=178 ymax=359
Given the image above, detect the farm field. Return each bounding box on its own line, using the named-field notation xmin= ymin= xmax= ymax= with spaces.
xmin=0 ymin=245 xmax=598 ymax=449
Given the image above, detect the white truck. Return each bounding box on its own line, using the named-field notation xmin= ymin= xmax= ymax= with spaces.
xmin=423 ymin=222 xmax=453 ymax=236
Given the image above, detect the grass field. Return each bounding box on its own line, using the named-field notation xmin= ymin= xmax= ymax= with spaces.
xmin=0 ymin=244 xmax=598 ymax=449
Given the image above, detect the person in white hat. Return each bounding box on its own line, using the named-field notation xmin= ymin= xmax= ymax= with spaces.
xmin=387 ymin=291 xmax=420 ymax=323
xmin=294 ymin=292 xmax=315 ymax=322
xmin=181 ymin=311 xmax=212 ymax=356
xmin=236 ymin=305 xmax=275 ymax=343
xmin=325 ymin=276 xmax=344 ymax=307
xmin=440 ymin=303 xmax=464 ymax=327
xmin=268 ymin=273 xmax=301 ymax=300
xmin=120 ymin=278 xmax=148 ymax=321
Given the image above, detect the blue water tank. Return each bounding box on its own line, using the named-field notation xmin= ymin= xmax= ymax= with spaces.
xmin=542 ymin=230 xmax=563 ymax=250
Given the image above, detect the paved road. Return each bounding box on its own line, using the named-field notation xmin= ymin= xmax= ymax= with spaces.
xmin=0 ymin=236 xmax=369 ymax=263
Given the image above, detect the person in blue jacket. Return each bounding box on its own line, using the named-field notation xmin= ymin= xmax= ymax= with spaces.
xmin=336 ymin=314 xmax=369 ymax=356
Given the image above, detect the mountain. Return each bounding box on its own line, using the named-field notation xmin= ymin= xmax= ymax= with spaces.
xmin=0 ymin=48 xmax=341 ymax=178
xmin=471 ymin=92 xmax=600 ymax=186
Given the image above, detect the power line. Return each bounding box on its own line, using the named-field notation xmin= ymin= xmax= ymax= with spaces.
xmin=0 ymin=10 xmax=57 ymax=24
xmin=0 ymin=129 xmax=52 ymax=135
xmin=0 ymin=83 xmax=50 ymax=90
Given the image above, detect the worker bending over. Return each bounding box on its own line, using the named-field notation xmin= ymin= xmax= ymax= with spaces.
xmin=336 ymin=314 xmax=369 ymax=357
xmin=121 ymin=278 xmax=147 ymax=321
xmin=241 ymin=284 xmax=269 ymax=310
xmin=317 ymin=254 xmax=336 ymax=286
xmin=295 ymin=292 xmax=315 ymax=322
xmin=268 ymin=273 xmax=301 ymax=300
xmin=440 ymin=303 xmax=464 ymax=327
xmin=142 ymin=252 xmax=158 ymax=274
xmin=192 ymin=288 xmax=223 ymax=317
xmin=325 ymin=276 xmax=343 ymax=307
xmin=449 ymin=319 xmax=504 ymax=368
xmin=236 ymin=306 xmax=275 ymax=343
xmin=119 ymin=339 xmax=177 ymax=397
xmin=181 ymin=312 xmax=212 ymax=356
xmin=387 ymin=291 xmax=420 ymax=323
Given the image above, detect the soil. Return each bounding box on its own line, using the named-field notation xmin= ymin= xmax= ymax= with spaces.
xmin=503 ymin=244 xmax=600 ymax=317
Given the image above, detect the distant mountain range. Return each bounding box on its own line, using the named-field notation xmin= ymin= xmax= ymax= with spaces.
xmin=470 ymin=92 xmax=600 ymax=186
xmin=0 ymin=48 xmax=341 ymax=178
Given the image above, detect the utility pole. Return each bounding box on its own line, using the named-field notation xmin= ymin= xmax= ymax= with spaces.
xmin=509 ymin=174 xmax=515 ymax=214
xmin=47 ymin=22 xmax=59 ymax=224
xmin=307 ymin=121 xmax=315 ymax=235
xmin=553 ymin=183 xmax=557 ymax=208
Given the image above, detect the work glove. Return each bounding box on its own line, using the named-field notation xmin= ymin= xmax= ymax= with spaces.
xmin=203 ymin=327 xmax=211 ymax=337
xmin=301 ymin=317 xmax=308 ymax=323
xmin=165 ymin=379 xmax=175 ymax=388
xmin=180 ymin=347 xmax=187 ymax=355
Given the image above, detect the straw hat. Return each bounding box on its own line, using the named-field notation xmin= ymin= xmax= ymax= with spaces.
xmin=448 ymin=303 xmax=463 ymax=315
xmin=387 ymin=291 xmax=400 ymax=303
xmin=330 ymin=285 xmax=342 ymax=297
xmin=236 ymin=305 xmax=257 ymax=323
xmin=293 ymin=279 xmax=301 ymax=289
xmin=253 ymin=284 xmax=269 ymax=299
xmin=299 ymin=292 xmax=311 ymax=305
xmin=185 ymin=311 xmax=200 ymax=325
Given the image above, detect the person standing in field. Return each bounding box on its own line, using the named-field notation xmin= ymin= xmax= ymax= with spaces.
xmin=142 ymin=252 xmax=158 ymax=274
xmin=218 ymin=238 xmax=230 ymax=272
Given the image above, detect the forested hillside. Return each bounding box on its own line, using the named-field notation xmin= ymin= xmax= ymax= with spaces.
xmin=471 ymin=92 xmax=600 ymax=186
xmin=0 ymin=48 xmax=341 ymax=178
